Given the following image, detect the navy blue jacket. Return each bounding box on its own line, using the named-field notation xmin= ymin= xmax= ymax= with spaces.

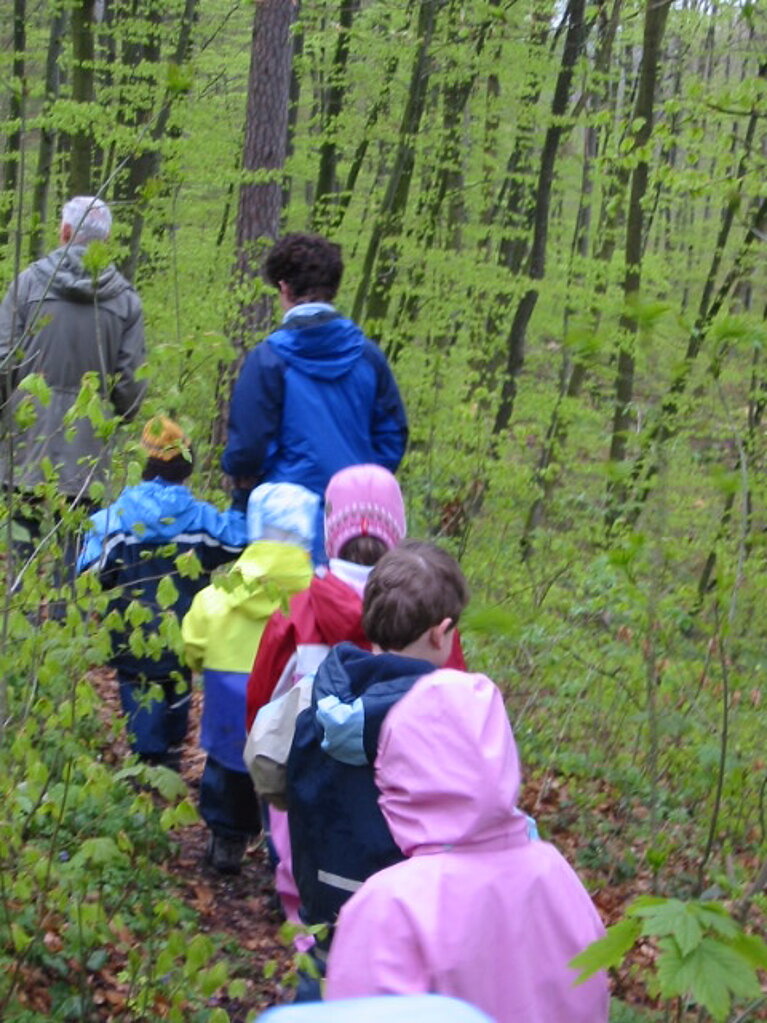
xmin=221 ymin=311 xmax=408 ymax=494
xmin=78 ymin=479 xmax=248 ymax=681
xmin=287 ymin=643 xmax=436 ymax=933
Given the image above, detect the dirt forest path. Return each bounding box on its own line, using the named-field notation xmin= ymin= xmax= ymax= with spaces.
xmin=93 ymin=670 xmax=294 ymax=1020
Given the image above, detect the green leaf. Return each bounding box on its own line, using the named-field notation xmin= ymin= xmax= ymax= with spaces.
xmin=82 ymin=240 xmax=111 ymax=278
xmin=74 ymin=836 xmax=126 ymax=866
xmin=730 ymin=932 xmax=767 ymax=970
xmin=157 ymin=574 xmax=180 ymax=610
xmin=656 ymin=935 xmax=762 ymax=1022
xmin=570 ymin=917 xmax=641 ymax=982
xmin=19 ymin=372 xmax=52 ymax=406
xmin=199 ymin=960 xmax=228 ymax=997
xmin=185 ymin=933 xmax=214 ymax=972
xmin=460 ymin=603 xmax=519 ymax=639
xmin=631 ymin=898 xmax=702 ymax=956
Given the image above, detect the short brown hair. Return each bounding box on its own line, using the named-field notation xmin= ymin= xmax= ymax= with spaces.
xmin=362 ymin=540 xmax=469 ymax=651
xmin=339 ymin=535 xmax=388 ymax=567
xmin=263 ymin=232 xmax=343 ymax=302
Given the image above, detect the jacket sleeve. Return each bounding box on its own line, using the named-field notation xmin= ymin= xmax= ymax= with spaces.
xmin=111 ymin=291 xmax=146 ymax=421
xmin=195 ymin=502 xmax=249 ymax=573
xmin=221 ymin=341 xmax=285 ymax=480
xmin=364 ymin=341 xmax=408 ymax=472
xmin=325 ymin=881 xmax=428 ymax=999
xmin=181 ymin=590 xmax=210 ymax=674
xmin=77 ymin=507 xmax=123 ymax=588
xmin=0 ymin=272 xmax=29 ymax=395
xmin=245 ymin=610 xmax=296 ymax=730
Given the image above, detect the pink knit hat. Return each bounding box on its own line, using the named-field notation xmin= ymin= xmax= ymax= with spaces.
xmin=324 ymin=465 xmax=406 ymax=559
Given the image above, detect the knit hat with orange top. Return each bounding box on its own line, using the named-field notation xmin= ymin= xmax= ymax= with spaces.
xmin=141 ymin=416 xmax=193 ymax=483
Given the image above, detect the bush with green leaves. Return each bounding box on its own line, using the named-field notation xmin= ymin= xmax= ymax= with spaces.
xmin=573 ymin=896 xmax=767 ymax=1022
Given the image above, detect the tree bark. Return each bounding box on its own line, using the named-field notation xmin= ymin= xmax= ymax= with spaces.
xmin=69 ymin=0 xmax=96 ymax=196
xmin=210 ymin=0 xmax=296 ymax=459
xmin=604 ymin=0 xmax=671 ymax=528
xmin=621 ymin=60 xmax=767 ymax=526
xmin=351 ymin=0 xmax=440 ymax=329
xmin=492 ymin=0 xmax=588 ymax=438
xmin=310 ymin=0 xmax=362 ymax=231
xmin=118 ymin=0 xmax=200 ymax=281
xmin=231 ymin=0 xmax=296 ymax=351
xmin=0 ymin=0 xmax=26 ymax=249
xmin=521 ymin=0 xmax=623 ymax=552
xmin=29 ymin=7 xmax=67 ymax=261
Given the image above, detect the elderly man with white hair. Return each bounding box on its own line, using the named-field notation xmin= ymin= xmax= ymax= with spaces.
xmin=0 ymin=196 xmax=146 ymax=581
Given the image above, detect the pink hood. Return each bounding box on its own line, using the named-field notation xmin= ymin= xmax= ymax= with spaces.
xmin=376 ymin=670 xmax=529 ymax=856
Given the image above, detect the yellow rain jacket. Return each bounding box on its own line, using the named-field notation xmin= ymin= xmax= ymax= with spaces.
xmin=182 ymin=541 xmax=313 ymax=771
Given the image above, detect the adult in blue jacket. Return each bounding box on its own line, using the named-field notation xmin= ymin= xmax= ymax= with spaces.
xmin=222 ymin=233 xmax=407 ymax=558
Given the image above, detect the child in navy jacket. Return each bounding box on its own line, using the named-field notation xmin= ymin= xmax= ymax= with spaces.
xmin=78 ymin=416 xmax=247 ymax=769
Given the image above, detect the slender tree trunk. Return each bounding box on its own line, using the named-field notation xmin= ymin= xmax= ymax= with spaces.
xmin=330 ymin=53 xmax=399 ymax=234
xmin=492 ymin=0 xmax=588 ymax=438
xmin=310 ymin=0 xmax=362 ymax=231
xmin=119 ymin=0 xmax=200 ymax=281
xmin=621 ymin=60 xmax=767 ymax=525
xmin=697 ymin=301 xmax=767 ymax=604
xmin=29 ymin=7 xmax=67 ymax=261
xmin=521 ymin=0 xmax=623 ymax=552
xmin=0 ymin=0 xmax=26 ymax=249
xmin=391 ymin=2 xmax=500 ymax=343
xmin=114 ymin=0 xmax=163 ymax=280
xmin=69 ymin=0 xmax=96 ymax=196
xmin=352 ymin=0 xmax=440 ymax=329
xmin=604 ymin=0 xmax=671 ymax=528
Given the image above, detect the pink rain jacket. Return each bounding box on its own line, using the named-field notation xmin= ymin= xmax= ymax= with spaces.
xmin=325 ymin=670 xmax=609 ymax=1023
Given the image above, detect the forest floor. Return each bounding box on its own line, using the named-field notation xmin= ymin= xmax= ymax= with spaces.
xmin=89 ymin=669 xmax=669 ymax=1022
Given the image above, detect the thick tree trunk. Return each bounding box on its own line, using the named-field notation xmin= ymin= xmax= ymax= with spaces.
xmin=231 ymin=0 xmax=296 ymax=349
xmin=604 ymin=0 xmax=671 ymax=528
xmin=69 ymin=0 xmax=96 ymax=196
xmin=210 ymin=0 xmax=296 ymax=458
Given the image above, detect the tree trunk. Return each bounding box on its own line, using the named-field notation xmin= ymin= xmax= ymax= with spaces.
xmin=492 ymin=0 xmax=588 ymax=438
xmin=351 ymin=0 xmax=440 ymax=329
xmin=391 ymin=2 xmax=500 ymax=344
xmin=119 ymin=0 xmax=200 ymax=281
xmin=231 ymin=0 xmax=296 ymax=349
xmin=310 ymin=0 xmax=362 ymax=231
xmin=29 ymin=7 xmax=67 ymax=261
xmin=604 ymin=0 xmax=671 ymax=528
xmin=69 ymin=0 xmax=96 ymax=196
xmin=521 ymin=0 xmax=623 ymax=552
xmin=621 ymin=59 xmax=767 ymax=526
xmin=210 ymin=0 xmax=296 ymax=458
xmin=0 ymin=0 xmax=26 ymax=249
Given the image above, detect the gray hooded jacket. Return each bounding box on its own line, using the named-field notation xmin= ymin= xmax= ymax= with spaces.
xmin=0 ymin=245 xmax=146 ymax=496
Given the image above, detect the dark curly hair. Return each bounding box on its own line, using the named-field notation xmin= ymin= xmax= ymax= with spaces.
xmin=362 ymin=540 xmax=469 ymax=652
xmin=263 ymin=232 xmax=343 ymax=303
